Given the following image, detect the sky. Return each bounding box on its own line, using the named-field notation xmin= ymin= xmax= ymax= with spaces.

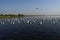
xmin=0 ymin=0 xmax=60 ymax=15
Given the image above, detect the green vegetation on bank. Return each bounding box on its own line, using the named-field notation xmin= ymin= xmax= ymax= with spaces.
xmin=0 ymin=14 xmax=24 ymax=18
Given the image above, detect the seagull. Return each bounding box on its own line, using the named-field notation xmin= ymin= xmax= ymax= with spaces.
xmin=39 ymin=22 xmax=43 ymax=24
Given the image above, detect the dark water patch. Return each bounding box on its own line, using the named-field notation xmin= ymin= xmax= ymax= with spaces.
xmin=0 ymin=24 xmax=60 ymax=40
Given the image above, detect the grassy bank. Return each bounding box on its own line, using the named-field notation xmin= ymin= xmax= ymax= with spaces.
xmin=0 ymin=14 xmax=24 ymax=18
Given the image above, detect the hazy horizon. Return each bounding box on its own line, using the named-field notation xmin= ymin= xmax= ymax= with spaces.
xmin=0 ymin=0 xmax=60 ymax=15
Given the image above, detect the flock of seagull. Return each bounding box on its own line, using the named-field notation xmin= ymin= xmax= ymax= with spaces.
xmin=0 ymin=16 xmax=60 ymax=25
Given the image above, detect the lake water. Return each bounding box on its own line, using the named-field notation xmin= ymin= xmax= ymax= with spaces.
xmin=0 ymin=16 xmax=60 ymax=40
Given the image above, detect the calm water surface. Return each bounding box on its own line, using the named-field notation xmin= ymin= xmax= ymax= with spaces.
xmin=0 ymin=24 xmax=60 ymax=40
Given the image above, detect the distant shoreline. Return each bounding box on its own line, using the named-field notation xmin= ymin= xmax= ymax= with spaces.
xmin=0 ymin=14 xmax=60 ymax=18
xmin=0 ymin=14 xmax=24 ymax=18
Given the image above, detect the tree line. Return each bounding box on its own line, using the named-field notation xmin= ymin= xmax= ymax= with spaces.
xmin=0 ymin=14 xmax=24 ymax=18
